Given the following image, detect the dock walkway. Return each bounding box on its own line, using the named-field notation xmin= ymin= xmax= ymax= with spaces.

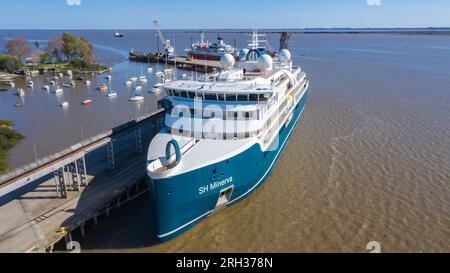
xmin=0 ymin=110 xmax=165 ymax=253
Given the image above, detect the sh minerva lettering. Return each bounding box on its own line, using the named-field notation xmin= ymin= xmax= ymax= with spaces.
xmin=199 ymin=177 xmax=233 ymax=195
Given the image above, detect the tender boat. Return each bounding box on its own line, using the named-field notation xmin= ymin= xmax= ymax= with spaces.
xmin=115 ymin=31 xmax=124 ymax=38
xmin=60 ymin=101 xmax=69 ymax=108
xmin=43 ymin=85 xmax=50 ymax=91
xmin=27 ymin=80 xmax=34 ymax=88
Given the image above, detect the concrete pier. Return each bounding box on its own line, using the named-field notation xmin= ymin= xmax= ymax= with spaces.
xmin=0 ymin=110 xmax=165 ymax=253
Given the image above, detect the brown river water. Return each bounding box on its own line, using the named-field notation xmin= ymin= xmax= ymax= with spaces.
xmin=0 ymin=31 xmax=449 ymax=252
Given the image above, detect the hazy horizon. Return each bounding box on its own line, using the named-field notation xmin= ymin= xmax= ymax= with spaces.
xmin=1 ymin=0 xmax=450 ymax=29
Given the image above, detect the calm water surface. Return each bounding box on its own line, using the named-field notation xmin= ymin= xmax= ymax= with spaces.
xmin=0 ymin=31 xmax=449 ymax=252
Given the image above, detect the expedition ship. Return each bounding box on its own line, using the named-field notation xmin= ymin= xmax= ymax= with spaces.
xmin=147 ymin=31 xmax=309 ymax=240
xmin=186 ymin=32 xmax=238 ymax=61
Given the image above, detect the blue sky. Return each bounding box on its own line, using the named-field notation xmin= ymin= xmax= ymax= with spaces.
xmin=1 ymin=0 xmax=449 ymax=29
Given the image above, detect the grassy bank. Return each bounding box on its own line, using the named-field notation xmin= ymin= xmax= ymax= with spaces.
xmin=0 ymin=120 xmax=24 ymax=175
xmin=24 ymin=60 xmax=110 ymax=74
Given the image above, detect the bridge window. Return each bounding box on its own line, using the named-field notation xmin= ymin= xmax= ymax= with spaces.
xmin=166 ymin=89 xmax=173 ymax=96
xmin=173 ymin=89 xmax=180 ymax=97
xmin=237 ymin=94 xmax=248 ymax=101
xmin=234 ymin=112 xmax=238 ymax=120
xmin=245 ymin=112 xmax=250 ymax=120
xmin=204 ymin=93 xmax=217 ymax=101
xmin=226 ymin=94 xmax=236 ymax=101
xmin=249 ymin=94 xmax=258 ymax=101
xmin=188 ymin=91 xmax=196 ymax=99
xmin=218 ymin=94 xmax=225 ymax=101
xmin=180 ymin=91 xmax=188 ymax=98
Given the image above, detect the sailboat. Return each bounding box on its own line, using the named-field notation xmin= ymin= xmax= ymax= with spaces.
xmin=129 ymin=85 xmax=144 ymax=101
xmin=107 ymin=77 xmax=117 ymax=97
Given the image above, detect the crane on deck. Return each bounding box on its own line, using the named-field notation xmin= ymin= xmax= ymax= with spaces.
xmin=153 ymin=20 xmax=175 ymax=59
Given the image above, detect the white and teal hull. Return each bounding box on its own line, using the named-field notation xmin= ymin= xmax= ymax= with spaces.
xmin=147 ymin=89 xmax=309 ymax=241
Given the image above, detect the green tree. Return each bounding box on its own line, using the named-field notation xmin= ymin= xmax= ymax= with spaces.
xmin=0 ymin=119 xmax=23 ymax=174
xmin=61 ymin=32 xmax=79 ymax=60
xmin=39 ymin=52 xmax=51 ymax=64
xmin=0 ymin=54 xmax=21 ymax=73
xmin=4 ymin=38 xmax=31 ymax=63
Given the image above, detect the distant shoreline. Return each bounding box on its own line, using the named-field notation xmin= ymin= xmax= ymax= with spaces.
xmin=1 ymin=28 xmax=450 ymax=36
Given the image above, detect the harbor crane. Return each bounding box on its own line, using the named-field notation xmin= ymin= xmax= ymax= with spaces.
xmin=153 ymin=20 xmax=175 ymax=59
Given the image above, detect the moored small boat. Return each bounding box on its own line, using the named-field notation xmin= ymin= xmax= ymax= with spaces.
xmin=82 ymin=99 xmax=93 ymax=105
xmin=60 ymin=101 xmax=69 ymax=108
xmin=99 ymin=84 xmax=108 ymax=92
xmin=43 ymin=85 xmax=50 ymax=91
xmin=129 ymin=94 xmax=144 ymax=101
xmin=17 ymin=88 xmax=25 ymax=97
xmin=54 ymin=87 xmax=63 ymax=94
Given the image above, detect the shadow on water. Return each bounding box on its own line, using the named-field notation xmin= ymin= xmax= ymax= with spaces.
xmin=55 ymin=116 xmax=165 ymax=251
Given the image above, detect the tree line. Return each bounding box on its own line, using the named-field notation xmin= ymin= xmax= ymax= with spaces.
xmin=0 ymin=32 xmax=94 ymax=73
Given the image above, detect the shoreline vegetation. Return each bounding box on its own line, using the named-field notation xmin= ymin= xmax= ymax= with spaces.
xmin=0 ymin=119 xmax=23 ymax=175
xmin=0 ymin=32 xmax=109 ymax=77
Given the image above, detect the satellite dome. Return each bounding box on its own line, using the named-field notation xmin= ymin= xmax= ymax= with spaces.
xmin=278 ymin=49 xmax=292 ymax=63
xmin=220 ymin=53 xmax=235 ymax=70
xmin=239 ymin=48 xmax=249 ymax=60
xmin=258 ymin=54 xmax=273 ymax=71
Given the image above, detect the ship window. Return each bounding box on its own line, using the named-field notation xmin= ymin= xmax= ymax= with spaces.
xmin=234 ymin=112 xmax=238 ymax=120
xmin=166 ymin=89 xmax=173 ymax=96
xmin=180 ymin=91 xmax=188 ymax=98
xmin=218 ymin=94 xmax=225 ymax=101
xmin=249 ymin=94 xmax=258 ymax=101
xmin=204 ymin=93 xmax=217 ymax=101
xmin=226 ymin=94 xmax=236 ymax=101
xmin=245 ymin=112 xmax=250 ymax=120
xmin=245 ymin=132 xmax=249 ymax=138
xmin=179 ymin=112 xmax=184 ymax=117
xmin=173 ymin=89 xmax=180 ymax=97
xmin=237 ymin=94 xmax=248 ymax=101
xmin=188 ymin=92 xmax=196 ymax=99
